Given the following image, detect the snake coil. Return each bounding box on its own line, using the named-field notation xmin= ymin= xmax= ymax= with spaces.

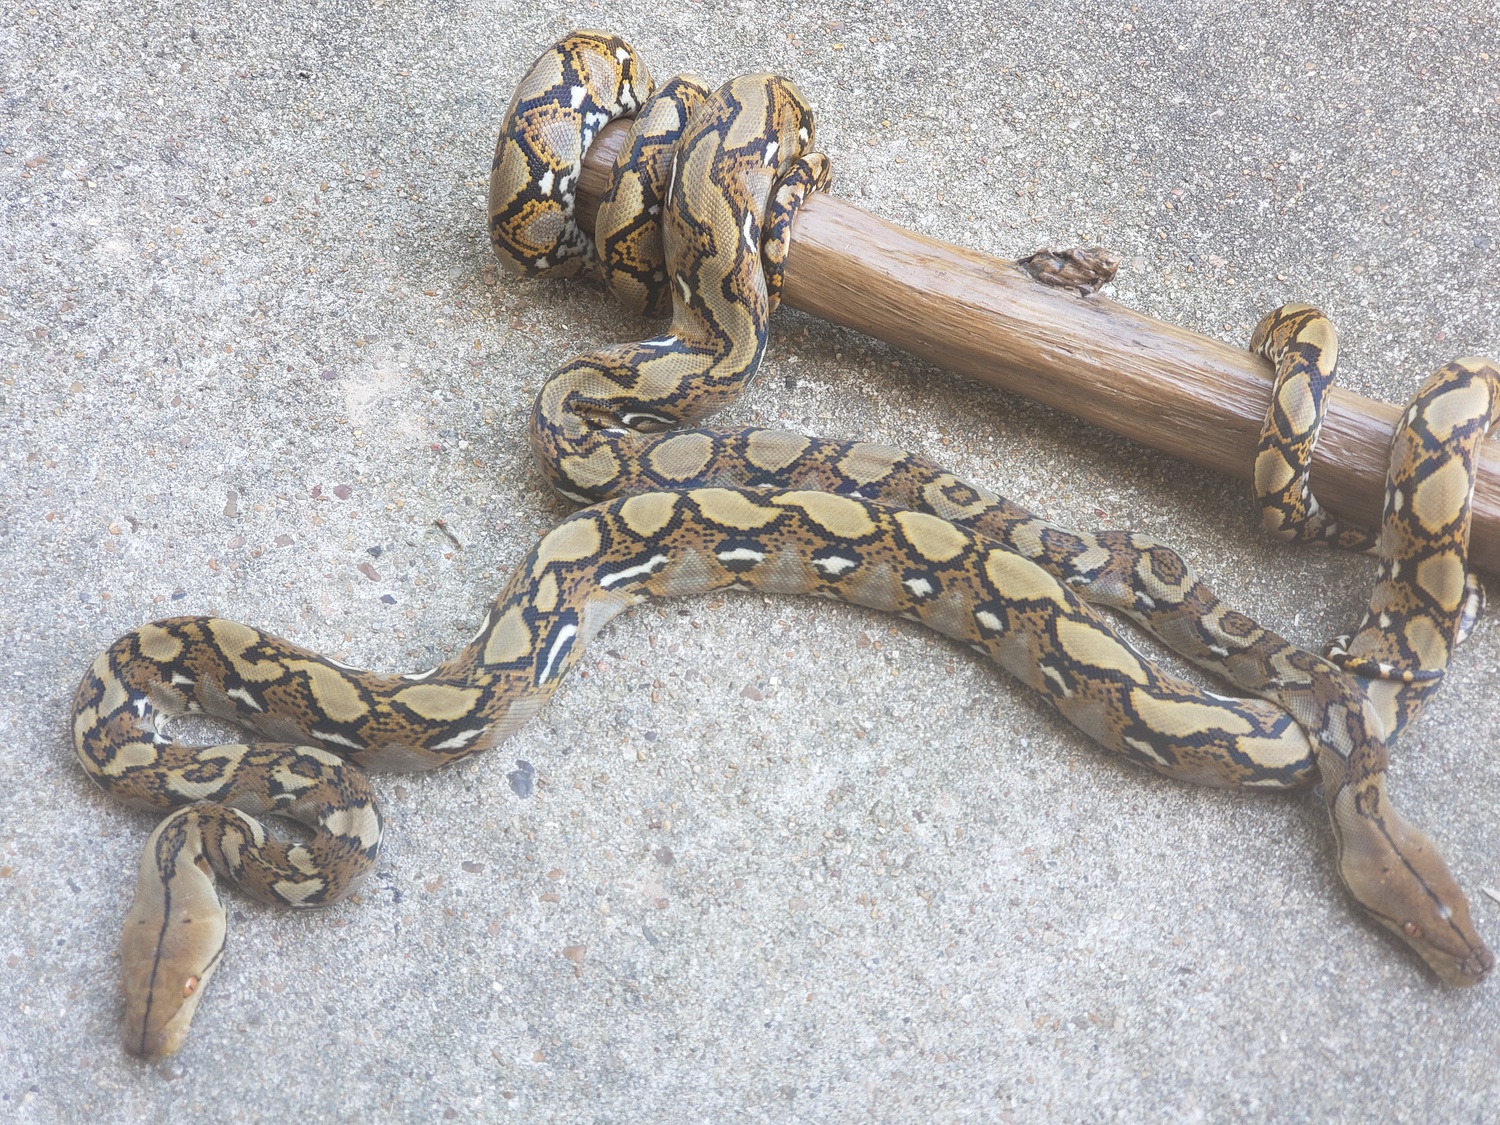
xmin=73 ymin=31 xmax=1497 ymax=1059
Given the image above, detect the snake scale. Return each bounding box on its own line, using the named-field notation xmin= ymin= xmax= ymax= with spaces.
xmin=72 ymin=31 xmax=1498 ymax=1058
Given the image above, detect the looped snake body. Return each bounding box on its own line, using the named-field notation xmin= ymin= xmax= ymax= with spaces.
xmin=73 ymin=30 xmax=1498 ymax=1059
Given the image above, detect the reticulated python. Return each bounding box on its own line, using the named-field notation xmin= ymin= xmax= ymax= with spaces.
xmin=73 ymin=30 xmax=1499 ymax=1059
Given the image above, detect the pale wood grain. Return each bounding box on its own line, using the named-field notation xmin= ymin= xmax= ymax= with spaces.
xmin=576 ymin=122 xmax=1499 ymax=570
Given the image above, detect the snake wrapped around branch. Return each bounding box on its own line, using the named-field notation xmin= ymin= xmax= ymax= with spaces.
xmin=73 ymin=30 xmax=1498 ymax=1059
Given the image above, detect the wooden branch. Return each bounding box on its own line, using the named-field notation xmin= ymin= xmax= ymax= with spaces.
xmin=576 ymin=122 xmax=1500 ymax=571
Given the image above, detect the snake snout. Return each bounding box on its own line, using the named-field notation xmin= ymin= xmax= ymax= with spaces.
xmin=1460 ymin=944 xmax=1496 ymax=984
xmin=1334 ymin=788 xmax=1491 ymax=988
xmin=1361 ymin=897 xmax=1492 ymax=988
xmin=1409 ymin=930 xmax=1494 ymax=989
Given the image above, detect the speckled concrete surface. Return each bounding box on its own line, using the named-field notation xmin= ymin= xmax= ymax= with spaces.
xmin=3 ymin=2 xmax=1498 ymax=1121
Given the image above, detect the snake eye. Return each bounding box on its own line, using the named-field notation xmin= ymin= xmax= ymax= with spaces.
xmin=182 ymin=975 xmax=200 ymax=998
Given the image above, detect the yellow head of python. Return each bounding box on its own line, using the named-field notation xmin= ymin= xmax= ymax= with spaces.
xmin=119 ymin=811 xmax=229 ymax=1058
xmin=1332 ymin=785 xmax=1493 ymax=986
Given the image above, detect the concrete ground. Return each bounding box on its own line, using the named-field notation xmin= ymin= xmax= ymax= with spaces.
xmin=3 ymin=1 xmax=1498 ymax=1120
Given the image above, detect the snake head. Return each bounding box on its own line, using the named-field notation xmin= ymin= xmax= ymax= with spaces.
xmin=120 ymin=812 xmax=228 ymax=1058
xmin=1334 ymin=787 xmax=1493 ymax=987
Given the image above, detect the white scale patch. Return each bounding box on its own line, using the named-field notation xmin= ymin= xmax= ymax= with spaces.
xmin=432 ymin=726 xmax=488 ymax=752
xmin=1040 ymin=664 xmax=1072 ymax=697
xmin=975 ymin=610 xmax=1004 ymax=633
xmin=226 ymin=686 xmax=263 ymax=712
xmin=676 ymin=274 xmax=692 ymax=303
xmin=133 ymin=696 xmax=149 ymax=718
xmin=742 ymin=212 xmax=755 ymax=250
xmin=170 ymin=672 xmax=195 ymax=686
xmin=312 ymin=729 xmax=363 ymax=750
xmin=539 ymin=623 xmax=579 ymax=683
xmin=402 ymin=666 xmax=439 ymax=682
xmin=537 ymin=169 xmax=555 ymax=196
xmin=813 ymin=555 xmax=859 ymax=576
xmin=1124 ymin=737 xmax=1171 ymax=767
xmin=621 ymin=411 xmax=675 ymax=427
xmin=570 ymin=85 xmax=587 ymax=110
xmin=600 ymin=553 xmax=670 ymax=588
xmin=903 ymin=577 xmax=934 ymax=598
xmin=718 ymin=547 xmax=765 ymax=565
xmin=326 ymin=657 xmax=361 ymax=672
xmin=763 ymin=139 xmax=779 ymax=166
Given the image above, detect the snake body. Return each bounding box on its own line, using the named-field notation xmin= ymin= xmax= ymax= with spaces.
xmin=74 ymin=31 xmax=1497 ymax=1059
